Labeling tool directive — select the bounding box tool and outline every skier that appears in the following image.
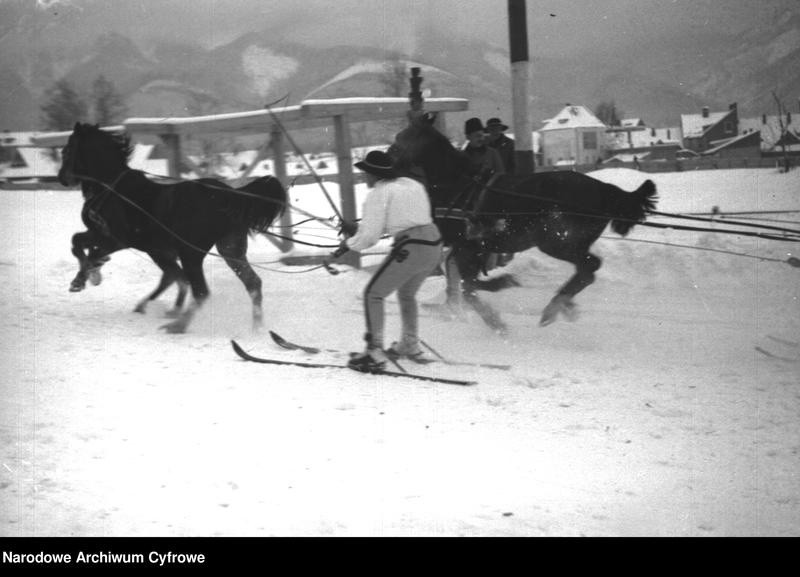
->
[331,150,443,373]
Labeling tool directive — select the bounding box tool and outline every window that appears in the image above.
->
[582,131,598,150]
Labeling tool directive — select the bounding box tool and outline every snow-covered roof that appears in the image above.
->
[739,114,800,150]
[0,147,60,178]
[607,126,682,150]
[604,152,650,163]
[620,118,645,128]
[680,110,732,138]
[540,105,606,131]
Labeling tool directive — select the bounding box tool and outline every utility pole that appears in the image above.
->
[508,0,534,174]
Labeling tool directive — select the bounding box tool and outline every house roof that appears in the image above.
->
[608,126,682,150]
[540,105,606,131]
[620,118,645,128]
[739,114,800,150]
[701,130,761,156]
[680,109,734,139]
[604,152,651,163]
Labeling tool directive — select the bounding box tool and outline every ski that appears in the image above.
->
[268,330,511,371]
[232,341,477,386]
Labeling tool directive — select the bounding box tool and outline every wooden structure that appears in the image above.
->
[33,96,469,266]
[508,0,534,174]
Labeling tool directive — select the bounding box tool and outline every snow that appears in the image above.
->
[1,167,799,537]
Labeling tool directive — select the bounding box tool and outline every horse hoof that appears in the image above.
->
[133,304,146,314]
[562,302,579,322]
[494,325,509,338]
[69,283,85,292]
[540,295,576,326]
[88,270,102,286]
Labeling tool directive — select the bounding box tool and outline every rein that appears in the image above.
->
[430,175,800,243]
[73,171,340,275]
[135,168,339,232]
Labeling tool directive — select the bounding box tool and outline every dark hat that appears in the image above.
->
[354,150,398,179]
[464,117,485,136]
[486,117,508,131]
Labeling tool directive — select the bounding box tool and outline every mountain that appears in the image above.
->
[1,4,798,145]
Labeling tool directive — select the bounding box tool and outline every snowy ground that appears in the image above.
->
[1,167,798,537]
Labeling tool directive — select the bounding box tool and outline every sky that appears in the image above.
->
[24,0,799,58]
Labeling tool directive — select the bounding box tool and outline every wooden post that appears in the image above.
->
[508,0,535,174]
[333,114,360,269]
[160,133,182,178]
[409,67,424,112]
[269,128,293,252]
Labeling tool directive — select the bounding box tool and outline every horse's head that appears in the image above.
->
[58,122,132,187]
[390,118,475,209]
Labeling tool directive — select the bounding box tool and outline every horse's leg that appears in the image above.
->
[160,253,210,334]
[443,246,463,307]
[69,231,94,291]
[133,252,188,317]
[70,231,111,291]
[453,245,508,334]
[216,231,264,332]
[170,275,190,317]
[85,248,110,286]
[539,246,602,326]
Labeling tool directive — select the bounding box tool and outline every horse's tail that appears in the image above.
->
[232,176,288,234]
[611,179,658,236]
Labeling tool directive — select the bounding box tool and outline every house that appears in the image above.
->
[739,111,800,157]
[701,130,762,158]
[681,103,739,153]
[606,117,682,160]
[539,104,606,167]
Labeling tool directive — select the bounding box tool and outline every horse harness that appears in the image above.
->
[432,172,504,241]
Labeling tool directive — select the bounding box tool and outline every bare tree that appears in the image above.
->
[595,101,623,127]
[378,57,410,139]
[772,91,793,173]
[91,75,128,126]
[40,79,88,130]
[183,92,233,176]
[380,57,409,98]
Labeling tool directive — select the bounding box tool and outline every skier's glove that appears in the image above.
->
[338,220,358,238]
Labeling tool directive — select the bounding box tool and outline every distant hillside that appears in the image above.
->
[1,5,798,146]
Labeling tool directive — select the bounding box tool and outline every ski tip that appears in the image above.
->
[268,330,290,346]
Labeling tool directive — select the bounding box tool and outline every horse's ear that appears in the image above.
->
[74,122,81,132]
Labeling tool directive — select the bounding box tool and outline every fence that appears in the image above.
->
[539,156,789,175]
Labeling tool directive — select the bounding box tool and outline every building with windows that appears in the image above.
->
[681,103,739,153]
[539,104,606,167]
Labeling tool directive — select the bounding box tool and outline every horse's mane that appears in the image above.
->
[79,123,134,163]
[393,121,473,184]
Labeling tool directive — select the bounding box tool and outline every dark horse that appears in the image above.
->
[59,122,287,333]
[390,117,658,331]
